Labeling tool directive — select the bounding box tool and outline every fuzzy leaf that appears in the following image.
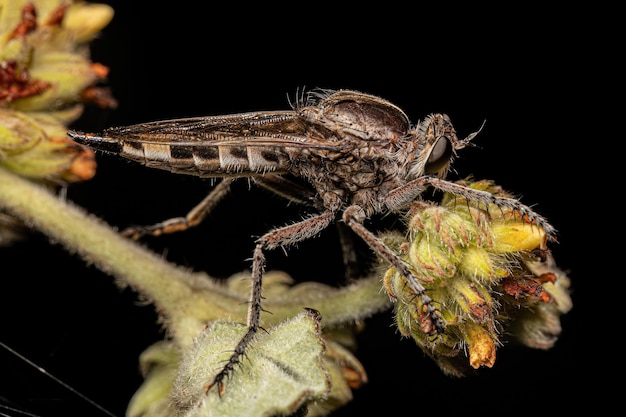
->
[171,309,329,417]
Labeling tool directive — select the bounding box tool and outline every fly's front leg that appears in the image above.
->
[121,178,234,239]
[342,206,446,335]
[385,176,556,238]
[206,209,335,395]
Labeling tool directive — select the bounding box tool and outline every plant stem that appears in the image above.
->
[0,166,391,346]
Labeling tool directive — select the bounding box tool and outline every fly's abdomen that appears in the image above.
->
[118,141,295,177]
[68,131,293,177]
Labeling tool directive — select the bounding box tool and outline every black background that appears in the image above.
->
[1,2,604,416]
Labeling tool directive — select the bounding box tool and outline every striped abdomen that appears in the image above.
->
[67,132,295,178]
[118,140,293,177]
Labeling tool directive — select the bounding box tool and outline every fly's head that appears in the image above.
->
[408,114,481,180]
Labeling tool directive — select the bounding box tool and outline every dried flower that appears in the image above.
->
[0,0,116,183]
[1,0,115,240]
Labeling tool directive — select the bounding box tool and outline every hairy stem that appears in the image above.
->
[0,167,391,346]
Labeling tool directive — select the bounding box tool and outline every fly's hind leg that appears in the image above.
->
[206,209,336,395]
[121,178,234,239]
[335,222,362,282]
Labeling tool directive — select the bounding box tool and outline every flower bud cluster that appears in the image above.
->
[382,179,572,376]
[0,0,115,182]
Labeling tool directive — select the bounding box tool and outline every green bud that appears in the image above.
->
[459,247,508,281]
[64,3,115,43]
[10,52,97,112]
[0,108,96,181]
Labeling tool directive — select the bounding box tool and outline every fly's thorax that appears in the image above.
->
[300,147,406,216]
[312,177,391,217]
[297,90,410,143]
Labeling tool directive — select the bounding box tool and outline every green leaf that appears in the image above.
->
[172,309,329,417]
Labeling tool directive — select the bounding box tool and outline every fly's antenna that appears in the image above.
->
[460,118,487,148]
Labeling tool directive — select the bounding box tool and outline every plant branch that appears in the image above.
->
[0,166,391,347]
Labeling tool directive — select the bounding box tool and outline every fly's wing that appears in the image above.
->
[68,111,343,177]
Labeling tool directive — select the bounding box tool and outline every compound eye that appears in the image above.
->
[424,137,453,174]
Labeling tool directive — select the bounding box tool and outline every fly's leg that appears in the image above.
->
[336,222,361,282]
[121,178,234,239]
[252,174,318,207]
[206,209,336,395]
[385,176,556,238]
[342,206,446,335]
[255,175,362,281]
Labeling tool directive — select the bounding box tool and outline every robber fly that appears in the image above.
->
[68,89,554,394]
